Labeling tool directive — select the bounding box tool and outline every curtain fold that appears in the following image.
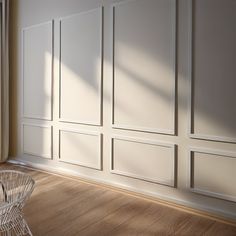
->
[0,0,9,162]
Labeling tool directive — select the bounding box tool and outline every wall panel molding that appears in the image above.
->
[22,21,54,121]
[188,0,236,143]
[59,8,103,126]
[189,147,236,202]
[111,135,177,187]
[111,0,177,135]
[59,128,102,170]
[22,123,53,159]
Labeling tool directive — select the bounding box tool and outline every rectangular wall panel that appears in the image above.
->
[59,130,102,170]
[111,136,176,187]
[112,0,176,134]
[59,8,103,125]
[23,124,52,159]
[190,148,236,202]
[23,21,53,120]
[190,0,236,142]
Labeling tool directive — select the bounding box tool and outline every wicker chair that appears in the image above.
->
[0,170,35,236]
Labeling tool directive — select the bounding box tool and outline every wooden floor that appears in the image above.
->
[1,164,236,236]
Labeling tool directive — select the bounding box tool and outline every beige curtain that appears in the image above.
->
[0,0,9,162]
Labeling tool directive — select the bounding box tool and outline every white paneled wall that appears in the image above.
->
[11,0,236,219]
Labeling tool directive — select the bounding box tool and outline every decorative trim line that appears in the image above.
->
[58,7,102,21]
[111,0,177,135]
[189,133,236,144]
[110,135,177,187]
[188,147,236,202]
[112,124,175,135]
[22,123,53,160]
[58,119,102,127]
[58,128,102,170]
[22,20,54,121]
[58,7,103,126]
[188,0,236,143]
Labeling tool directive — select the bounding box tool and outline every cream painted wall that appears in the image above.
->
[9,0,236,220]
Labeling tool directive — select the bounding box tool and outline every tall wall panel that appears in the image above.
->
[112,0,176,134]
[190,0,236,142]
[23,21,53,120]
[59,8,103,125]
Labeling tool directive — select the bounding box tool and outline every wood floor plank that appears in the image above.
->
[108,205,190,236]
[25,185,108,234]
[205,222,236,236]
[77,198,152,236]
[173,214,215,236]
[56,194,132,236]
[1,164,235,236]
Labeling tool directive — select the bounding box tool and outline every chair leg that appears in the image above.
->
[23,219,33,236]
[11,217,33,236]
[6,231,11,236]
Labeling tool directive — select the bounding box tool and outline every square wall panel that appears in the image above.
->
[190,149,236,202]
[23,124,52,159]
[111,136,176,187]
[59,130,102,170]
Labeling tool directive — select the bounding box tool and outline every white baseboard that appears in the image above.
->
[7,158,236,222]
